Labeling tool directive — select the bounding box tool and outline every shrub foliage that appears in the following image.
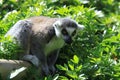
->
[0,0,120,80]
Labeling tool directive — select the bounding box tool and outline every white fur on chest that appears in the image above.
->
[44,37,64,55]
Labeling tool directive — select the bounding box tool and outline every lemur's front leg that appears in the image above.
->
[47,49,60,74]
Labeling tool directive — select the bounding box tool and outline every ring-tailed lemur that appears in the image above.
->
[5,16,84,76]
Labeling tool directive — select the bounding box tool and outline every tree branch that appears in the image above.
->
[0,59,31,80]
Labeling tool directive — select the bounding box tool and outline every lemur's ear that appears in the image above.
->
[77,24,85,30]
[53,20,62,27]
[53,20,62,37]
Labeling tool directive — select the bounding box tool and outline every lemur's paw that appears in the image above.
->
[49,66,56,75]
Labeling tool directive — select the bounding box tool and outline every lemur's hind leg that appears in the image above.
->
[5,20,39,66]
[22,55,40,67]
[5,20,32,55]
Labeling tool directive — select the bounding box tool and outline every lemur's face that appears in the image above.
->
[53,18,84,44]
[61,27,76,44]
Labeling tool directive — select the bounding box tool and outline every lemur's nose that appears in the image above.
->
[64,36,72,44]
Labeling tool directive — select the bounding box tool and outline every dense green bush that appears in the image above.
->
[0,0,120,80]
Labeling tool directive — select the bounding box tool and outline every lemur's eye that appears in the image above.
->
[72,30,76,36]
[62,29,68,35]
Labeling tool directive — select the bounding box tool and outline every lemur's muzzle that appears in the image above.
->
[64,35,72,44]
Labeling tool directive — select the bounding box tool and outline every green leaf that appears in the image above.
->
[73,55,79,64]
[75,65,82,71]
[58,76,68,80]
[64,63,68,69]
[66,71,77,79]
[53,74,59,80]
[68,61,74,70]
[56,64,67,71]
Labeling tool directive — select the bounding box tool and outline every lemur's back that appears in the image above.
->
[28,16,57,45]
[28,16,58,32]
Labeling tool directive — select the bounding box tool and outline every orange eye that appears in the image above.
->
[62,29,68,35]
